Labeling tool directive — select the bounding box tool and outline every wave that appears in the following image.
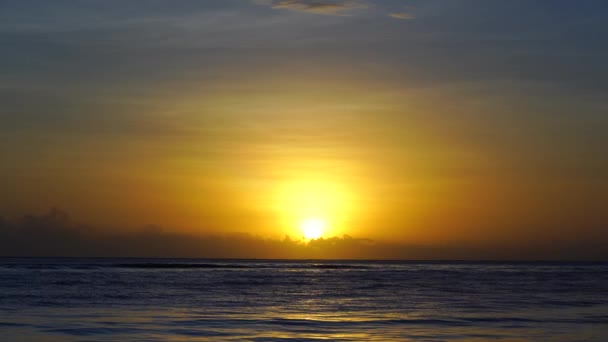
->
[114,263,253,269]
[0,262,372,270]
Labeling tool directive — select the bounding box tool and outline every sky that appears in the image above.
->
[1,0,607,259]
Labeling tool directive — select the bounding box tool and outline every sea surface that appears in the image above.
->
[0,258,607,341]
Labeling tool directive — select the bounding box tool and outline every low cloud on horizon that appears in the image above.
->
[1,209,605,261]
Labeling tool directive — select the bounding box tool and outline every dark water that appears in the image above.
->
[1,258,607,341]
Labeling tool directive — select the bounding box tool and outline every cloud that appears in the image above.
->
[1,209,607,260]
[388,12,415,20]
[0,208,392,259]
[256,1,416,20]
[256,0,368,15]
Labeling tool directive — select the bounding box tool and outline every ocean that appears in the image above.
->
[1,258,607,341]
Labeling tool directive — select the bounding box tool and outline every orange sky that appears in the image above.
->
[1,1,607,259]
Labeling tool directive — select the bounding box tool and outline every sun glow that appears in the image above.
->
[300,218,326,239]
[274,178,353,238]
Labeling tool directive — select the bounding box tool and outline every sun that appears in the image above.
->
[300,218,326,240]
[275,179,353,239]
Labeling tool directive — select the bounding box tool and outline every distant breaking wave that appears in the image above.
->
[114,263,371,269]
[0,261,372,270]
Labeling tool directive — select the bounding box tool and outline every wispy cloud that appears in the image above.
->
[388,12,415,20]
[255,0,367,15]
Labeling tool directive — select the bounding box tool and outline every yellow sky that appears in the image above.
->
[4,71,606,248]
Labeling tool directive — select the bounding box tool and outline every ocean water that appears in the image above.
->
[0,258,607,341]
